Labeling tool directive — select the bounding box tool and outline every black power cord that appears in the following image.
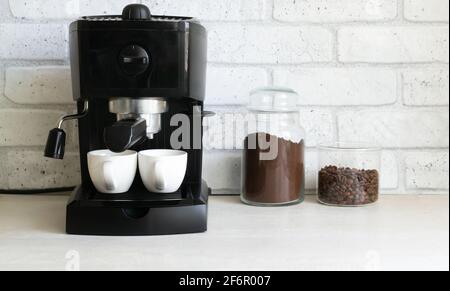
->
[0,187,75,195]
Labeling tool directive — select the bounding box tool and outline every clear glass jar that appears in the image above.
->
[241,87,306,206]
[317,142,381,207]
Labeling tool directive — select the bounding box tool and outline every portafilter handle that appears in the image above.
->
[104,118,147,153]
[44,101,89,160]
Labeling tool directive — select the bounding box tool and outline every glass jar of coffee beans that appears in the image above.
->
[317,143,381,207]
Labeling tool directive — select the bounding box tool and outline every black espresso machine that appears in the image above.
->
[44,4,210,236]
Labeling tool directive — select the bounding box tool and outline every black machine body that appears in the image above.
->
[45,4,210,236]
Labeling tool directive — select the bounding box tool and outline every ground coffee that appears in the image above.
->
[318,166,379,206]
[242,132,305,205]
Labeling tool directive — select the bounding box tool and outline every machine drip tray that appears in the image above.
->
[73,183,206,207]
[91,186,188,203]
[66,181,210,236]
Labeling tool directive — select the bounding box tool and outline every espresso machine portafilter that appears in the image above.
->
[105,97,168,152]
[43,3,210,236]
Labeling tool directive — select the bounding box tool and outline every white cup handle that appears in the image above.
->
[154,161,166,191]
[103,161,116,191]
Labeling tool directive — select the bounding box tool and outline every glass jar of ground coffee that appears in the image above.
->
[241,87,306,206]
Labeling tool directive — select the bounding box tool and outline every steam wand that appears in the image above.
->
[44,101,89,160]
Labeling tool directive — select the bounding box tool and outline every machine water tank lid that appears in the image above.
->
[80,3,193,22]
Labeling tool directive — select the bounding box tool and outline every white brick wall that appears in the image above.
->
[206,65,269,105]
[0,0,449,194]
[4,150,81,189]
[0,109,69,146]
[405,151,449,190]
[5,67,72,104]
[9,0,138,19]
[404,0,450,22]
[338,110,449,148]
[273,0,398,23]
[0,24,68,60]
[338,26,449,63]
[142,0,267,21]
[273,68,397,106]
[402,68,449,106]
[207,24,334,64]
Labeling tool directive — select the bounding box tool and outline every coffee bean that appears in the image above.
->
[318,166,379,206]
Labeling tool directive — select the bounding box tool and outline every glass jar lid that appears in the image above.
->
[248,87,299,112]
[318,142,382,152]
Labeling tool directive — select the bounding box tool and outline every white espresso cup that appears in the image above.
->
[87,150,137,194]
[138,150,188,193]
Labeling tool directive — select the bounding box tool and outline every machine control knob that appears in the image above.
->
[122,4,152,20]
[119,45,150,76]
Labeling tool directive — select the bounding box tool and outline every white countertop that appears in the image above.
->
[0,194,448,271]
